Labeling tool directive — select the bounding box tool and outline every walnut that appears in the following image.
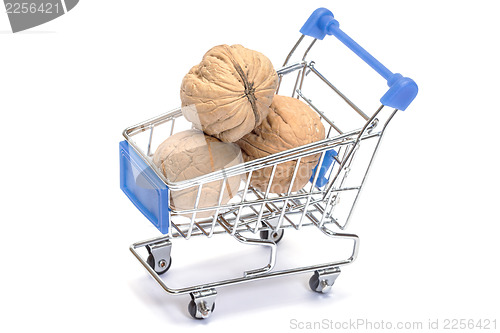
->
[237,95,325,193]
[153,130,242,217]
[180,44,278,142]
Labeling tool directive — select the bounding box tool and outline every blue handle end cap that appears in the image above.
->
[300,7,338,40]
[380,74,418,111]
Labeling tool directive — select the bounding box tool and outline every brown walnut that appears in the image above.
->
[237,95,325,193]
[180,44,278,142]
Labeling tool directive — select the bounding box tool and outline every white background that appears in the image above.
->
[1,0,499,332]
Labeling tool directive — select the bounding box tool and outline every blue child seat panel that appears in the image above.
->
[119,140,170,234]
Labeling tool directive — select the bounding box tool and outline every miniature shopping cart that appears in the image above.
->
[119,8,417,319]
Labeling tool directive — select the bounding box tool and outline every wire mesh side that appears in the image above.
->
[123,54,397,240]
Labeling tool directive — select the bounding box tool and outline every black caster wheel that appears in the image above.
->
[147,254,172,275]
[309,269,339,293]
[309,271,321,292]
[188,300,215,320]
[260,228,284,243]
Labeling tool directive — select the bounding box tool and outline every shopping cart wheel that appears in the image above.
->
[260,228,284,244]
[188,289,217,319]
[188,300,215,320]
[146,239,172,275]
[309,267,341,293]
[146,254,172,275]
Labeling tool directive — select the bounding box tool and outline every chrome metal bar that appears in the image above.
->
[295,70,305,99]
[319,188,336,228]
[232,171,253,236]
[282,207,298,230]
[299,151,326,229]
[326,193,339,221]
[291,67,303,98]
[283,35,305,67]
[302,39,317,61]
[296,89,343,134]
[194,221,208,237]
[130,234,171,248]
[255,165,277,233]
[187,184,203,239]
[146,125,154,157]
[276,157,302,230]
[171,221,187,239]
[308,64,369,120]
[277,34,305,95]
[323,105,385,201]
[341,108,398,230]
[332,144,359,214]
[318,227,359,263]
[233,232,277,277]
[169,117,176,136]
[291,56,310,98]
[277,61,308,76]
[123,108,181,138]
[217,215,232,234]
[296,39,317,98]
[208,177,227,237]
[326,125,333,139]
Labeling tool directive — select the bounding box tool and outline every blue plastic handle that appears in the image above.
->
[300,8,418,111]
[310,149,337,188]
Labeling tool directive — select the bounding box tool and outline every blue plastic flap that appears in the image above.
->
[310,149,338,188]
[119,140,169,234]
